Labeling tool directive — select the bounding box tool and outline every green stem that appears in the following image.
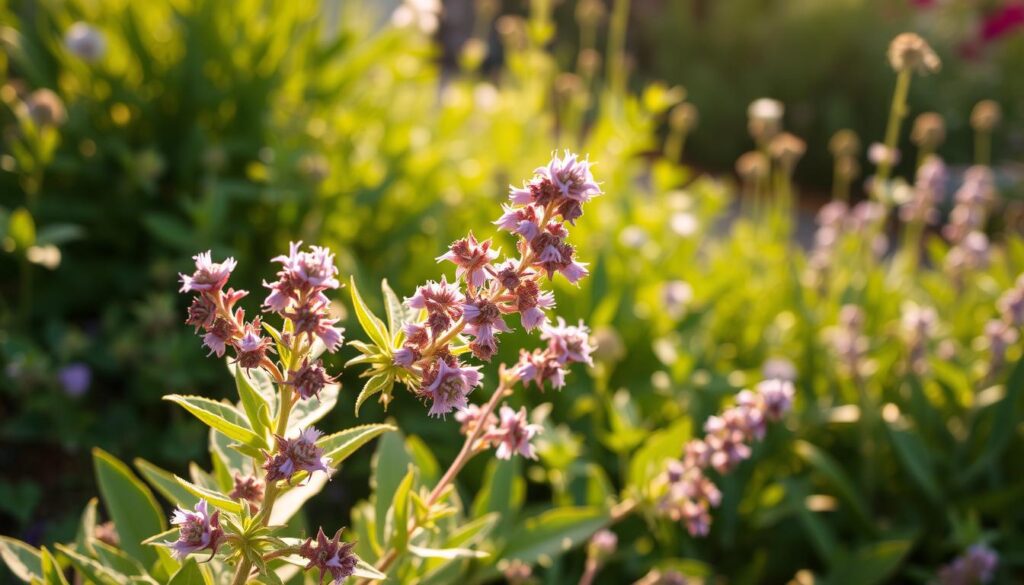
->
[606,0,630,97]
[975,129,991,167]
[875,70,912,194]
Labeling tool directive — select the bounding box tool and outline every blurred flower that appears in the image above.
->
[57,362,91,397]
[298,153,329,184]
[438,232,499,289]
[455,403,498,436]
[26,89,66,128]
[900,155,946,224]
[868,142,900,167]
[588,529,618,558]
[486,405,542,459]
[541,317,595,366]
[769,132,806,173]
[828,129,861,158]
[887,32,941,74]
[503,560,533,585]
[670,212,698,237]
[747,98,784,142]
[391,0,441,35]
[762,357,797,382]
[63,22,106,62]
[663,280,694,318]
[26,245,62,269]
[669,102,699,134]
[298,528,357,585]
[937,544,998,585]
[900,302,938,374]
[997,274,1024,327]
[911,112,946,150]
[164,500,223,560]
[619,225,649,249]
[736,151,769,183]
[229,474,264,513]
[591,326,625,364]
[971,100,1002,132]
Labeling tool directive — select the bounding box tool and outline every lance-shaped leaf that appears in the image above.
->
[289,383,340,431]
[40,547,70,585]
[92,448,166,567]
[54,544,126,585]
[135,458,200,509]
[234,365,272,437]
[167,557,212,585]
[350,276,391,349]
[164,395,267,450]
[355,373,394,417]
[408,544,490,559]
[0,536,42,582]
[498,507,609,567]
[173,476,243,514]
[389,466,416,553]
[317,424,397,465]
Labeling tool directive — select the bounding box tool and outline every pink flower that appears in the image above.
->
[164,500,224,560]
[755,379,795,421]
[463,298,510,360]
[536,150,602,204]
[455,403,498,436]
[515,349,568,390]
[541,318,594,366]
[203,315,240,357]
[494,204,542,242]
[421,360,483,417]
[515,281,555,331]
[286,359,337,400]
[298,528,358,585]
[234,319,273,369]
[262,242,340,313]
[393,347,418,367]
[179,251,236,293]
[264,428,332,483]
[283,298,345,352]
[408,276,465,336]
[487,406,542,459]
[437,232,499,288]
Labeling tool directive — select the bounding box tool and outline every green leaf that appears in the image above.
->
[164,395,267,450]
[270,472,329,525]
[372,429,411,546]
[499,507,609,566]
[963,357,1024,482]
[350,276,390,349]
[471,458,524,536]
[167,558,211,585]
[54,544,125,585]
[352,557,387,581]
[174,476,242,514]
[381,279,413,345]
[390,466,416,552]
[408,544,489,559]
[135,459,200,509]
[93,448,166,567]
[40,547,70,585]
[317,424,396,465]
[827,539,914,585]
[628,418,691,491]
[288,383,340,432]
[234,366,272,437]
[355,373,393,416]
[405,435,441,486]
[886,424,942,504]
[8,207,35,250]
[793,440,873,530]
[75,498,98,556]
[0,536,42,582]
[92,542,148,578]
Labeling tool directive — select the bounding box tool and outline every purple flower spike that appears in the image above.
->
[164,499,224,560]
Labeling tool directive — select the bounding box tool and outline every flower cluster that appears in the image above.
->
[656,380,794,536]
[456,404,543,460]
[826,304,870,379]
[393,152,600,417]
[164,500,224,560]
[297,528,358,585]
[985,274,1024,373]
[899,155,946,225]
[899,302,938,375]
[937,544,998,585]
[263,428,332,484]
[944,167,996,245]
[263,242,344,352]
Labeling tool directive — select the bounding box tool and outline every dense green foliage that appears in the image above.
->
[2,0,1024,583]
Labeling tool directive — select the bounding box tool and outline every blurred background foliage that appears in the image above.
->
[2,0,1024,582]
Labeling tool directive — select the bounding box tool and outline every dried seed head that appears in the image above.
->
[769,132,806,171]
[747,98,784,142]
[887,32,941,75]
[735,151,769,182]
[26,89,66,127]
[669,102,699,134]
[828,129,860,158]
[970,99,1002,132]
[911,112,946,149]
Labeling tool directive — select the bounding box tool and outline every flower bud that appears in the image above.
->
[887,32,940,75]
[910,112,945,149]
[970,99,1002,132]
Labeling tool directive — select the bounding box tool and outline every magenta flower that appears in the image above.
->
[421,359,483,417]
[264,428,332,484]
[262,242,341,314]
[487,406,542,460]
[536,150,602,204]
[298,527,358,585]
[164,500,224,560]
[286,359,337,400]
[408,276,465,335]
[203,316,240,357]
[437,232,499,288]
[541,318,594,366]
[179,251,237,293]
[455,403,498,436]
